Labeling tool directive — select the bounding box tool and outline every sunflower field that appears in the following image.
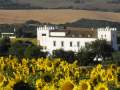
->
[0,56,120,90]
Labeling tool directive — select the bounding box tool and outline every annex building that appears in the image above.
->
[37,25,118,54]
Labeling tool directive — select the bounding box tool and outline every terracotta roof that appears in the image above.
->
[50,27,97,38]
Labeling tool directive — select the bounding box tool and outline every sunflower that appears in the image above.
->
[117,67,120,73]
[90,68,98,79]
[115,73,120,88]
[79,80,91,90]
[106,70,115,82]
[36,79,44,89]
[59,77,74,90]
[94,83,108,90]
[4,79,16,90]
[49,84,56,90]
[100,69,107,81]
[62,81,74,90]
[96,64,103,72]
[110,64,117,71]
[0,74,5,87]
[8,78,16,87]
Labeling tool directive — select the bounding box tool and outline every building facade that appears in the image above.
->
[1,28,16,39]
[37,25,118,54]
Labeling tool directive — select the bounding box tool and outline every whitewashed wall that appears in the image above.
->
[47,37,96,53]
[37,26,118,53]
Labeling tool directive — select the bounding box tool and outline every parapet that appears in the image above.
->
[37,25,58,31]
[97,26,117,31]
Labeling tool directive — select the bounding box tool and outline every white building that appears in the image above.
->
[1,28,16,39]
[37,25,118,54]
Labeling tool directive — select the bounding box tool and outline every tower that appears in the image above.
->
[97,26,118,50]
[37,25,56,51]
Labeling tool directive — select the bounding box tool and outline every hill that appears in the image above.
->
[65,19,120,29]
[0,10,120,24]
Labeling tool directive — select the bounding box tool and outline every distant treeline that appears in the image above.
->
[64,19,120,29]
[0,20,40,38]
[0,19,120,38]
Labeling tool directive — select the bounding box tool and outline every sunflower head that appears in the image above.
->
[99,69,106,81]
[95,83,108,90]
[0,74,5,87]
[117,67,120,73]
[79,80,91,90]
[36,79,43,89]
[107,72,115,82]
[62,81,74,90]
[110,64,117,71]
[96,64,103,72]
[47,61,52,67]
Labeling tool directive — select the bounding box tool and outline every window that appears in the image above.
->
[101,35,103,38]
[61,41,64,47]
[105,34,106,37]
[42,34,46,36]
[77,42,80,47]
[53,41,56,46]
[70,41,72,47]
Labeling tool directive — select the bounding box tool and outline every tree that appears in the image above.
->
[24,45,46,59]
[9,40,26,59]
[52,49,75,63]
[76,39,113,66]
[25,20,40,25]
[0,37,10,56]
[9,40,47,59]
[64,51,76,63]
[52,49,65,59]
[90,39,113,60]
[76,47,95,66]
[15,27,24,37]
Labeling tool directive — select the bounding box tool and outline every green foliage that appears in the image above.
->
[76,47,95,66]
[11,38,37,45]
[9,40,27,59]
[9,40,47,59]
[24,45,43,59]
[0,24,15,33]
[52,49,76,63]
[0,37,10,56]
[89,39,113,59]
[77,39,113,65]
[0,38,46,59]
[112,52,120,65]
[16,24,36,38]
[52,39,113,65]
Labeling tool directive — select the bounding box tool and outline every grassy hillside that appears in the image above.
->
[0,10,120,24]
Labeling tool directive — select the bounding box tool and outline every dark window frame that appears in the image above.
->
[53,41,56,47]
[77,41,80,47]
[70,41,72,47]
[61,41,64,47]
[42,34,46,36]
